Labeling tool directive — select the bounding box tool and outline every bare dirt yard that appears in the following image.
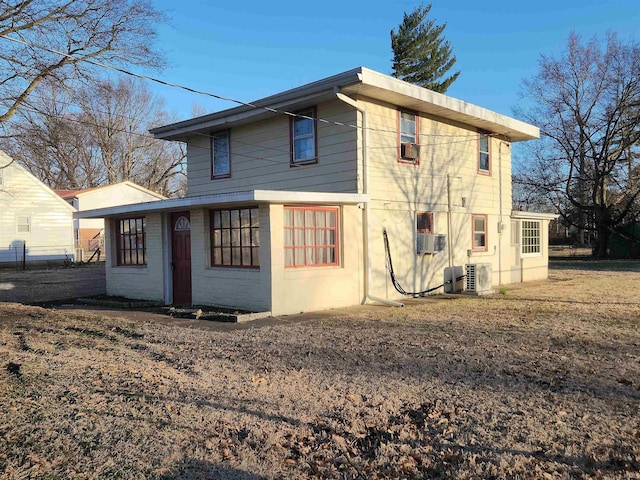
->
[1,261,639,479]
[0,263,105,304]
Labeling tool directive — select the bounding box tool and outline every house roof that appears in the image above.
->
[74,190,370,219]
[54,181,166,200]
[150,67,539,143]
[0,150,77,213]
[54,185,106,199]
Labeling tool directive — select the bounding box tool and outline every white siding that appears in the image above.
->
[0,154,75,264]
[77,182,165,231]
[358,97,516,298]
[186,99,359,196]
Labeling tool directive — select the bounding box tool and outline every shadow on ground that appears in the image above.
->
[549,258,640,272]
[156,458,267,480]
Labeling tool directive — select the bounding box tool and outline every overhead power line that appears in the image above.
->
[0,34,506,140]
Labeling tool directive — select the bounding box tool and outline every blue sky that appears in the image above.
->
[150,0,639,122]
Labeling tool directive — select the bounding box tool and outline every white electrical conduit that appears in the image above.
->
[335,90,404,307]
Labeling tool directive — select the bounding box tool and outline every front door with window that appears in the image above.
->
[171,212,191,305]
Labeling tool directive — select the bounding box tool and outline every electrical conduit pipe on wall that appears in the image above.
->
[335,90,403,307]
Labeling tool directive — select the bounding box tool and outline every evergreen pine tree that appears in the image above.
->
[390,4,460,93]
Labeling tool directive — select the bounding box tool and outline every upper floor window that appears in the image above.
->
[116,217,146,266]
[521,220,541,256]
[416,212,433,233]
[290,107,317,166]
[210,207,260,268]
[399,110,419,163]
[284,206,339,267]
[479,133,491,173]
[0,168,4,187]
[211,131,230,178]
[472,214,487,251]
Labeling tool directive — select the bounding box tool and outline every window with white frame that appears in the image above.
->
[284,206,339,267]
[16,216,30,234]
[472,214,487,251]
[479,133,490,173]
[0,168,4,187]
[400,111,417,143]
[399,110,419,162]
[521,220,541,256]
[510,220,519,246]
[290,108,317,165]
[211,131,230,178]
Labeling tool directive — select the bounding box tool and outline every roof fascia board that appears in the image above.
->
[151,68,363,140]
[75,190,370,219]
[511,211,559,220]
[355,68,539,142]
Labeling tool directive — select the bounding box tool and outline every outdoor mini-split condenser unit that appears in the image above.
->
[417,233,446,255]
[465,263,494,294]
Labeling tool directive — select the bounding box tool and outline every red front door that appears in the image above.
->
[171,212,191,305]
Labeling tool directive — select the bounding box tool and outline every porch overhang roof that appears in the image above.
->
[74,190,370,219]
[511,210,559,220]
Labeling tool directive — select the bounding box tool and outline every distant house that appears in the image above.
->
[77,67,557,315]
[55,182,165,261]
[0,151,75,266]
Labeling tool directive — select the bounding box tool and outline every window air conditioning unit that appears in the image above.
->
[465,263,494,294]
[417,233,446,255]
[401,142,419,160]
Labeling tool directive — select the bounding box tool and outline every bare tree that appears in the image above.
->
[0,0,165,124]
[4,77,186,197]
[516,33,640,257]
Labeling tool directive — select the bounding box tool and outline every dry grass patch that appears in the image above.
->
[1,263,640,479]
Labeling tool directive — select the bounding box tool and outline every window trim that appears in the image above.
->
[16,215,30,234]
[210,130,231,179]
[0,167,4,188]
[209,206,260,269]
[290,106,318,166]
[397,109,420,164]
[284,206,340,268]
[115,216,146,266]
[471,214,488,252]
[416,212,433,233]
[520,220,542,257]
[478,133,491,174]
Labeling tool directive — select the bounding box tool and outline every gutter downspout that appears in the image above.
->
[446,174,455,292]
[498,141,503,286]
[498,141,510,287]
[335,90,404,307]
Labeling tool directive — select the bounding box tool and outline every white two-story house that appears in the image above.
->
[76,67,555,315]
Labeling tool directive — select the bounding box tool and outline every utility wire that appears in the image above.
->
[0,34,510,140]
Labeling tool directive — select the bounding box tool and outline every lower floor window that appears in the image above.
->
[521,220,541,256]
[284,206,339,267]
[116,217,146,265]
[210,207,260,267]
[472,214,487,251]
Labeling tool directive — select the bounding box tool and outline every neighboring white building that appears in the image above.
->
[0,151,76,265]
[55,182,166,261]
[77,67,556,315]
